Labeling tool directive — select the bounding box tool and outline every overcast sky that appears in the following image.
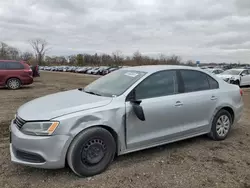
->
[1,0,250,63]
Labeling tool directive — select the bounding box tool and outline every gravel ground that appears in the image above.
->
[0,71,250,188]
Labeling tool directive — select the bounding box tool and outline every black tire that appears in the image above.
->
[6,78,21,90]
[67,127,116,177]
[209,109,232,141]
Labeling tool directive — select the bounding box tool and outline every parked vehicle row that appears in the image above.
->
[39,66,128,76]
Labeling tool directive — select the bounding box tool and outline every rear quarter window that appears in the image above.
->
[180,70,210,92]
[0,62,6,70]
[180,70,219,92]
[207,75,219,89]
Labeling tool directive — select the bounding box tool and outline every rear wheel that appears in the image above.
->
[6,78,21,90]
[67,127,116,177]
[209,109,232,141]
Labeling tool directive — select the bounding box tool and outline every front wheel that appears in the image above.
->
[67,127,116,177]
[209,110,232,141]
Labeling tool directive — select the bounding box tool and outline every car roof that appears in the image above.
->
[0,60,21,62]
[121,65,202,74]
[227,68,245,71]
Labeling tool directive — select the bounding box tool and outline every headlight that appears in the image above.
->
[21,121,59,136]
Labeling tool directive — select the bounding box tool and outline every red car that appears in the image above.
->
[0,60,33,89]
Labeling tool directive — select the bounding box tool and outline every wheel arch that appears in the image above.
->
[220,106,235,123]
[65,125,120,167]
[6,77,22,85]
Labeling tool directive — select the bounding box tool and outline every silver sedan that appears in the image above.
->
[10,65,244,177]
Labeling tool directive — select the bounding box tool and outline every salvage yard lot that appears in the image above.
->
[0,71,250,188]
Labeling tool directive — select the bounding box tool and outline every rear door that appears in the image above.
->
[175,70,220,134]
[0,62,7,85]
[5,62,25,78]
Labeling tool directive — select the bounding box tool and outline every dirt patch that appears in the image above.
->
[0,71,250,188]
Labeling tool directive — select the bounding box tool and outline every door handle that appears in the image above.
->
[175,101,183,107]
[211,96,217,100]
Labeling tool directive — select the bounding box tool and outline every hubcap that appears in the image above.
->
[9,80,19,89]
[81,139,106,165]
[216,115,230,137]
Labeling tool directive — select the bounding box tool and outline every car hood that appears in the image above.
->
[217,74,232,79]
[17,89,113,121]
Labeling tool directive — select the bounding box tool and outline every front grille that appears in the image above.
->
[14,116,26,129]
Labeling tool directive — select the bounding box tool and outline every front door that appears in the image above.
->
[240,70,250,86]
[125,70,184,150]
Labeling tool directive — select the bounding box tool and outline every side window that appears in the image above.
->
[6,62,24,70]
[213,70,219,74]
[207,76,219,89]
[135,70,178,99]
[242,70,249,75]
[180,70,210,92]
[0,63,6,70]
[218,70,224,74]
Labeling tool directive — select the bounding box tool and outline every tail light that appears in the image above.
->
[240,88,243,96]
[24,69,33,76]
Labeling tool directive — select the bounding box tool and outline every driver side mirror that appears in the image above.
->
[241,73,247,76]
[127,90,145,121]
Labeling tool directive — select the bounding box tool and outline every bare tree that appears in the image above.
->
[21,52,34,61]
[112,50,123,66]
[133,50,143,65]
[0,42,10,59]
[159,54,168,64]
[186,60,194,66]
[166,55,181,65]
[29,38,49,65]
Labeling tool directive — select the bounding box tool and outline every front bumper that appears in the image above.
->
[222,78,238,85]
[10,120,72,169]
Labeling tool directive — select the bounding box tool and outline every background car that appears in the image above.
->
[0,60,33,89]
[205,68,224,74]
[217,68,250,86]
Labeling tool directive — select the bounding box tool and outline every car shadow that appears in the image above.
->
[112,135,209,166]
[0,86,34,90]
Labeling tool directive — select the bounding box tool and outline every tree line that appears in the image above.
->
[2,38,245,67]
[0,39,191,67]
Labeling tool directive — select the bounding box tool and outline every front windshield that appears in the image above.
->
[84,69,146,97]
[206,69,213,72]
[221,69,241,75]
